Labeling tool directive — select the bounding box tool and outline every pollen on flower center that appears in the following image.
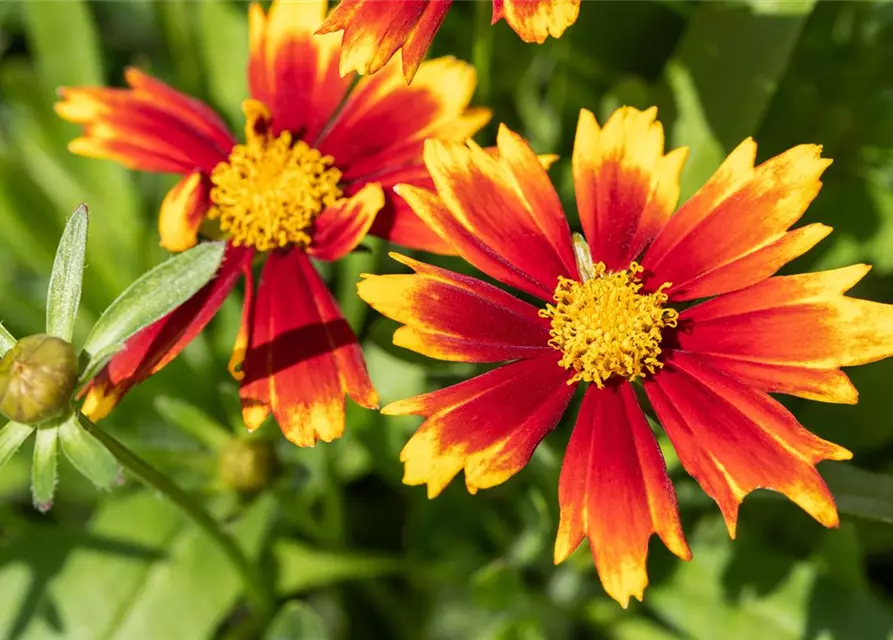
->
[539,262,678,387]
[208,100,343,252]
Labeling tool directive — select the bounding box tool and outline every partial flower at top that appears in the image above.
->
[54,0,489,447]
[317,0,581,83]
[357,106,893,606]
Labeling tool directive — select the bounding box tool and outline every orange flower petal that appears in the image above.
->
[358,167,453,254]
[56,68,233,174]
[239,250,376,446]
[664,223,832,301]
[253,0,351,141]
[316,0,451,83]
[309,183,385,262]
[358,252,553,362]
[677,265,893,403]
[643,141,832,300]
[81,245,253,421]
[573,107,687,271]
[387,354,575,497]
[555,383,689,608]
[501,0,580,43]
[397,136,576,301]
[645,351,850,537]
[158,172,211,252]
[321,56,488,182]
[496,124,576,273]
[228,260,255,383]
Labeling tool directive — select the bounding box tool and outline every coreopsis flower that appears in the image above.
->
[318,0,581,83]
[358,106,893,605]
[54,0,488,446]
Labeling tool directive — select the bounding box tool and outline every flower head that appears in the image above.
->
[317,0,581,83]
[357,106,893,606]
[55,0,489,447]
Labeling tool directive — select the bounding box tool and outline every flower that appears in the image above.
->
[317,0,581,83]
[357,106,893,606]
[54,0,489,446]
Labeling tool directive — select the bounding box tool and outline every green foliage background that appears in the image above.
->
[2,1,893,638]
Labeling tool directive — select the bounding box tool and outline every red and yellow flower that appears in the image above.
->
[54,0,489,446]
[358,106,893,605]
[318,0,580,83]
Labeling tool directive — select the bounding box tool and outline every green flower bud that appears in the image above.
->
[219,439,278,493]
[0,334,78,424]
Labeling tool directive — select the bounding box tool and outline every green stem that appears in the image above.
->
[472,0,493,105]
[78,413,274,624]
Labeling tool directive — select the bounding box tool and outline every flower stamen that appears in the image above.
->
[540,262,677,386]
[208,100,343,252]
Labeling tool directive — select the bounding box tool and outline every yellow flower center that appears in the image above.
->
[208,100,343,252]
[539,262,678,387]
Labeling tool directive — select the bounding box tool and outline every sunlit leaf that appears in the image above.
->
[31,423,59,512]
[0,421,33,473]
[58,412,121,490]
[46,204,87,342]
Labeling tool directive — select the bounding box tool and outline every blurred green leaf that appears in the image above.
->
[273,540,403,596]
[195,0,248,126]
[0,491,275,639]
[265,601,330,640]
[823,463,893,525]
[153,395,232,452]
[31,424,59,512]
[0,421,33,473]
[46,204,87,342]
[58,413,121,491]
[661,1,815,198]
[647,517,893,639]
[21,0,103,88]
[80,241,226,383]
[0,323,15,356]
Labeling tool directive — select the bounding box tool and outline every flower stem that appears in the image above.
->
[78,413,274,624]
[473,0,493,105]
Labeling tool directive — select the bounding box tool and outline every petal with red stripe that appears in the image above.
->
[358,252,553,362]
[386,354,575,496]
[555,383,689,608]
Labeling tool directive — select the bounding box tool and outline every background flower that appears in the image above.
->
[55,0,488,447]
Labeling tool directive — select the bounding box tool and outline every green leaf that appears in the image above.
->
[265,601,330,640]
[195,0,248,125]
[0,421,34,472]
[46,204,88,342]
[21,0,104,89]
[153,396,231,451]
[647,517,893,639]
[58,413,121,490]
[31,424,59,512]
[80,241,226,381]
[660,1,815,199]
[822,463,893,525]
[274,540,403,596]
[0,491,276,639]
[0,324,15,357]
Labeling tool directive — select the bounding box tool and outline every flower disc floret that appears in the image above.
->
[208,100,343,252]
[540,262,677,386]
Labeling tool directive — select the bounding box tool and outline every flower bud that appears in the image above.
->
[219,439,278,493]
[0,334,78,424]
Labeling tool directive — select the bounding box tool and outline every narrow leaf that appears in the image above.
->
[46,204,88,342]
[81,241,225,369]
[59,412,122,490]
[153,396,231,451]
[273,540,403,595]
[0,421,34,472]
[823,463,893,524]
[31,424,59,512]
[265,602,330,640]
[0,324,15,358]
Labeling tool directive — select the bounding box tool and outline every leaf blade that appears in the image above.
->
[59,412,122,490]
[31,423,59,512]
[46,204,88,342]
[0,421,34,472]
